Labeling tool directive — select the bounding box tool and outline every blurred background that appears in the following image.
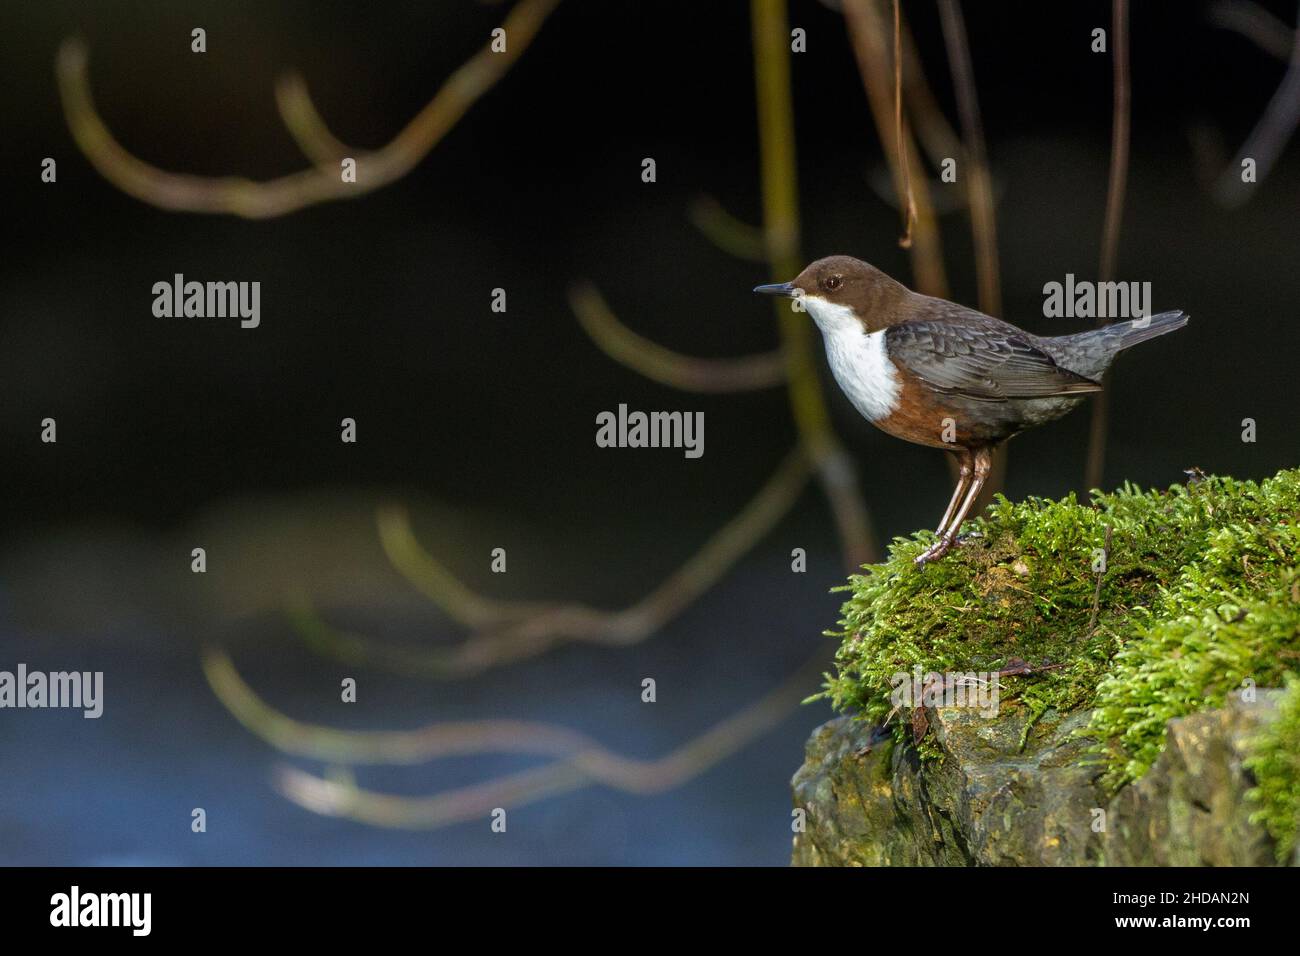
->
[0,0,1296,864]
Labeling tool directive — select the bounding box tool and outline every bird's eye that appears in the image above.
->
[824,274,843,291]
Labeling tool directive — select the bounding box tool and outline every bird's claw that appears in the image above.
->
[914,534,956,567]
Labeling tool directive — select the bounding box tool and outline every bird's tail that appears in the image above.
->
[1094,309,1189,351]
[1046,310,1188,381]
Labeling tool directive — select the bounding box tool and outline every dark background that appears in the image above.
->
[0,0,1295,864]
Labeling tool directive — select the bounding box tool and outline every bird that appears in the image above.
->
[754,255,1188,566]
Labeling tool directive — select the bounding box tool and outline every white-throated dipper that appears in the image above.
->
[755,255,1188,565]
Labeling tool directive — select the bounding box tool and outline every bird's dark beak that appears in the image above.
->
[752,281,796,297]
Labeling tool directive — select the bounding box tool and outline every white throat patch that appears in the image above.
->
[801,294,901,422]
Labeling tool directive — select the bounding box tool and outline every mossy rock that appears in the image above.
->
[797,467,1300,866]
[792,706,1101,865]
[793,693,1282,866]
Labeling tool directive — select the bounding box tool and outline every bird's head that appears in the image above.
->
[753,255,905,333]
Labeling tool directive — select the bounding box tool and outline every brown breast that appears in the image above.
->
[872,373,996,450]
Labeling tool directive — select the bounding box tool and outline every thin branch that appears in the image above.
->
[1211,1,1300,207]
[276,761,588,829]
[937,0,1001,317]
[203,644,827,829]
[842,0,948,297]
[899,20,965,166]
[688,195,769,262]
[1099,0,1132,285]
[1087,524,1114,633]
[56,0,561,218]
[936,0,1006,502]
[274,72,355,168]
[569,282,787,392]
[752,0,801,271]
[203,645,593,764]
[754,0,881,567]
[865,165,969,214]
[843,0,958,490]
[1085,0,1131,494]
[867,19,969,215]
[288,446,814,677]
[372,506,554,630]
[1210,0,1294,60]
[892,0,917,247]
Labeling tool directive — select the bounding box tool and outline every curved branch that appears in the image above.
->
[289,446,814,677]
[274,72,355,168]
[1211,2,1300,208]
[204,645,597,764]
[373,508,553,630]
[56,0,561,218]
[276,761,589,829]
[197,645,827,828]
[569,282,787,393]
[688,194,768,262]
[1210,0,1294,60]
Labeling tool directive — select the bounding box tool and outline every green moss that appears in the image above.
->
[1246,676,1300,863]
[818,467,1300,781]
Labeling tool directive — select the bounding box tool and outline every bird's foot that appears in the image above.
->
[914,533,956,567]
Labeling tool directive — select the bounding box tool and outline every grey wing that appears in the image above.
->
[885,319,1103,402]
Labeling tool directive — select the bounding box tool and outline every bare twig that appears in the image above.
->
[1088,524,1114,632]
[203,645,592,764]
[842,0,948,297]
[688,195,769,262]
[203,644,827,829]
[866,16,970,215]
[844,0,958,490]
[56,0,561,218]
[569,282,786,392]
[273,73,357,168]
[1211,2,1300,207]
[1210,0,1294,60]
[1084,0,1131,494]
[1098,0,1132,285]
[288,446,814,677]
[936,0,1001,317]
[276,761,589,829]
[936,0,1006,502]
[892,0,917,247]
[755,0,881,568]
[899,18,965,166]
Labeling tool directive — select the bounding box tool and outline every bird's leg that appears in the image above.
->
[951,446,993,544]
[916,447,991,566]
[934,449,974,538]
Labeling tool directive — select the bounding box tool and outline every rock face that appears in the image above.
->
[791,693,1282,866]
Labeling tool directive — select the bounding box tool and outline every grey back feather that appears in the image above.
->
[885,294,1187,400]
